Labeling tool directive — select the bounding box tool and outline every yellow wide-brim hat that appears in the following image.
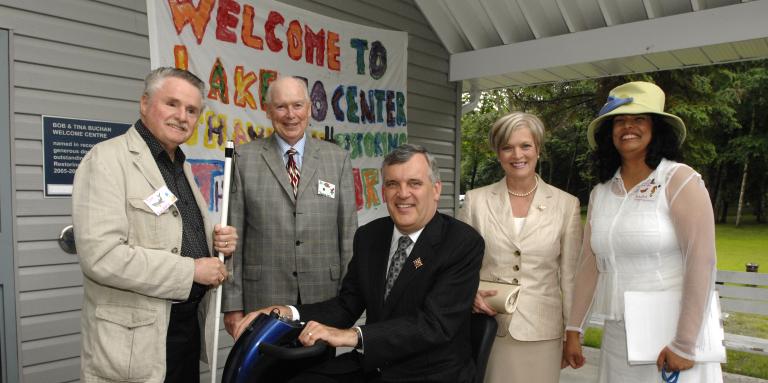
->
[587,81,686,149]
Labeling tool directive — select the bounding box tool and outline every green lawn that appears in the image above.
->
[581,218,768,379]
[717,219,768,379]
[715,221,768,272]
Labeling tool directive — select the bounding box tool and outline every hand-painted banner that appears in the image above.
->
[147,0,407,225]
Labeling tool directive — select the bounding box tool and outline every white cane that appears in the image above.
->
[210,140,235,383]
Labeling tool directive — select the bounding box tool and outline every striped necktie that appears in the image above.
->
[286,148,300,198]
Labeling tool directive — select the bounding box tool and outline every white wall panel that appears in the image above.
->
[15,216,73,242]
[93,0,145,13]
[15,62,143,101]
[18,264,82,292]
[13,138,40,166]
[20,310,80,342]
[0,0,147,34]
[17,241,78,268]
[15,35,149,79]
[13,113,42,140]
[409,65,449,85]
[409,94,455,114]
[0,6,147,56]
[409,50,449,72]
[407,124,455,142]
[22,357,80,383]
[12,164,40,191]
[16,191,72,217]
[21,334,80,366]
[408,79,456,102]
[18,287,83,317]
[14,88,138,122]
[408,108,455,130]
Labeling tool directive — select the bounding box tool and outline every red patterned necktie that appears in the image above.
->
[286,148,300,198]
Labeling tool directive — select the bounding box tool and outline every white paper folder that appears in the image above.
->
[624,290,726,364]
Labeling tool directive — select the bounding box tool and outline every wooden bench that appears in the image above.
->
[585,270,768,356]
[716,270,768,356]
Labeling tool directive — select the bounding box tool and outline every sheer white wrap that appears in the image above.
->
[567,159,718,360]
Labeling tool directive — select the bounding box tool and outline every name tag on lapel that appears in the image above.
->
[144,185,177,216]
[318,179,336,198]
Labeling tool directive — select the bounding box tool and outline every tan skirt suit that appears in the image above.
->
[459,177,582,383]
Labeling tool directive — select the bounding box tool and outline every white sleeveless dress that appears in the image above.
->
[589,159,723,383]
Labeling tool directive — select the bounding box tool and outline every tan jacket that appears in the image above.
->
[72,127,215,382]
[458,177,582,341]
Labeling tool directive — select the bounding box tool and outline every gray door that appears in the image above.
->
[0,27,19,383]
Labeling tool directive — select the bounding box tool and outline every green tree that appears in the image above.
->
[727,66,768,224]
[459,59,768,223]
[460,90,509,193]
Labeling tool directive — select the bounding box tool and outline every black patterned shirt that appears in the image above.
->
[135,120,209,301]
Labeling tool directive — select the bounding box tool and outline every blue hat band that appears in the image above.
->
[598,95,633,117]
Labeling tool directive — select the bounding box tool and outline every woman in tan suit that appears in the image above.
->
[459,111,582,383]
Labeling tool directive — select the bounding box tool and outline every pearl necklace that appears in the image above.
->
[507,177,539,197]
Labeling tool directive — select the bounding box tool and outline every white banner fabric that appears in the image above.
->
[147,0,408,225]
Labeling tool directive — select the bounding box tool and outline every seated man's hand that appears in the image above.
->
[212,224,238,257]
[233,306,291,340]
[224,311,244,337]
[300,321,357,348]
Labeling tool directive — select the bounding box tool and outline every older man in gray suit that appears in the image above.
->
[222,76,357,335]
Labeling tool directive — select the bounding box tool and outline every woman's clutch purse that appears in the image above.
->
[478,280,521,314]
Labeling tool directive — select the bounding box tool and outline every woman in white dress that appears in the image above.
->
[563,81,722,382]
[460,112,581,383]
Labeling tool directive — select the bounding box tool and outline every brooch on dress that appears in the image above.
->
[634,178,662,200]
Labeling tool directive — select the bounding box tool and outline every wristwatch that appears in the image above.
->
[353,326,363,350]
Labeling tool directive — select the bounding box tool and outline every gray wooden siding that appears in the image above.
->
[0,1,148,380]
[0,0,459,381]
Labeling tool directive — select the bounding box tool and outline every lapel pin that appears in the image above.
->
[413,257,424,269]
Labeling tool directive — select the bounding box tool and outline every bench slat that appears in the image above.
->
[720,298,768,316]
[717,284,768,301]
[717,270,768,286]
[580,271,768,356]
[724,333,768,355]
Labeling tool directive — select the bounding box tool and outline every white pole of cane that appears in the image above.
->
[211,140,235,383]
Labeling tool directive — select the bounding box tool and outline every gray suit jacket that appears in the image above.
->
[72,126,216,382]
[222,135,357,312]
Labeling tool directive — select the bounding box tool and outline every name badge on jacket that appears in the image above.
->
[318,180,336,198]
[144,185,177,215]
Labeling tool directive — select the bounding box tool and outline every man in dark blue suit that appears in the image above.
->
[235,144,484,383]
